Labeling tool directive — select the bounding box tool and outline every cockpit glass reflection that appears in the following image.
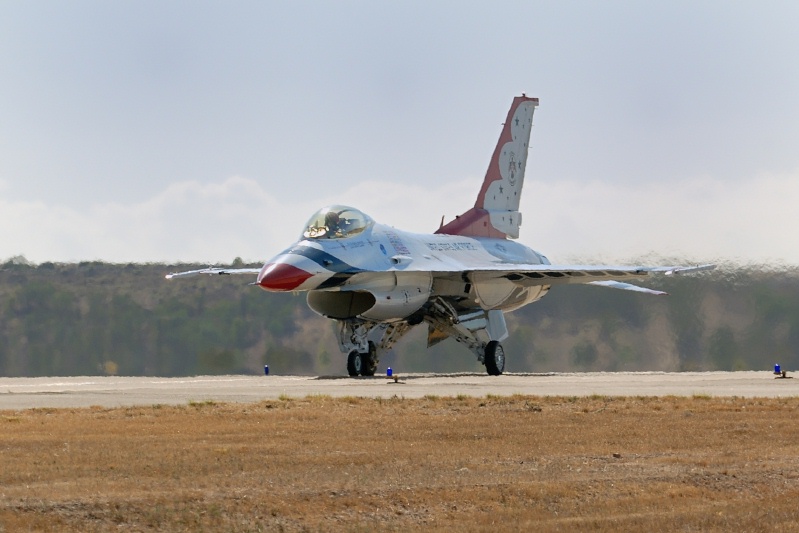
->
[302,205,374,240]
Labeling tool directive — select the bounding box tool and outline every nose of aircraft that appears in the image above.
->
[257,262,314,291]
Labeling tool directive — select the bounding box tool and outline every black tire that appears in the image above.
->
[360,342,378,377]
[347,350,363,376]
[485,341,505,376]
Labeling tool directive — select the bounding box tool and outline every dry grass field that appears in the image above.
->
[2,395,799,532]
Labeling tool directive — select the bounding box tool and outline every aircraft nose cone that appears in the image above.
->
[258,262,313,291]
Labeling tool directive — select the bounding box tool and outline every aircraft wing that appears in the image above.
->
[165,267,262,280]
[462,263,715,294]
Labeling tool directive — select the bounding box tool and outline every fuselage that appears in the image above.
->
[257,209,551,322]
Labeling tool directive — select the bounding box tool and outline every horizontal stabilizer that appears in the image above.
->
[588,280,667,295]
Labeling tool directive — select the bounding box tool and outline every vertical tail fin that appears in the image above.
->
[436,95,538,239]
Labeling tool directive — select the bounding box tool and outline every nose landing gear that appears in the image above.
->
[347,341,378,377]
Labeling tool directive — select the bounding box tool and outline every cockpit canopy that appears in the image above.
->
[302,205,374,240]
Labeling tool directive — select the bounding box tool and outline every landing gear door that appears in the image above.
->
[486,310,508,342]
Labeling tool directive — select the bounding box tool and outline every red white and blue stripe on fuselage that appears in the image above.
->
[258,244,366,291]
[257,221,548,293]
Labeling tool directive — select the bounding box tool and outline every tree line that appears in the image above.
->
[1,259,797,376]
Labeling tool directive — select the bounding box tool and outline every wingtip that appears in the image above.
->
[665,264,717,276]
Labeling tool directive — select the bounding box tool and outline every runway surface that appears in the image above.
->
[1,371,797,409]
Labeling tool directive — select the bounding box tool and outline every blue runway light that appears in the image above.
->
[264,365,270,375]
[386,367,392,377]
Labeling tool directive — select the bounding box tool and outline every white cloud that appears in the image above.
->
[524,171,799,267]
[0,175,475,264]
[1,172,798,266]
[1,177,277,264]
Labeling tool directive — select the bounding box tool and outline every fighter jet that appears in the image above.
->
[167,95,713,376]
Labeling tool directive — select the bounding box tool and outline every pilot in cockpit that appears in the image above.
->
[324,211,341,237]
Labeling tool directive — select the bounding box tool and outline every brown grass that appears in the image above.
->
[2,395,799,532]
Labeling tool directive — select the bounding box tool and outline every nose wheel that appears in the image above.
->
[347,342,378,377]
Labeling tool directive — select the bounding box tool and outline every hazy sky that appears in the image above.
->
[2,1,798,266]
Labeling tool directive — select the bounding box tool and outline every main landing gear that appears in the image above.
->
[484,340,505,376]
[424,299,508,376]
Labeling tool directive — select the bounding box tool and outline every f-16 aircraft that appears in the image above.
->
[167,95,713,376]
